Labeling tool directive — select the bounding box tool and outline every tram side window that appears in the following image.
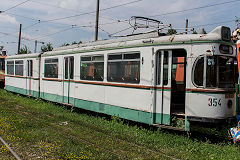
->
[65,57,74,79]
[107,52,140,84]
[44,58,58,78]
[81,55,104,81]
[7,61,14,75]
[163,52,168,85]
[27,60,33,77]
[15,60,24,76]
[157,53,161,85]
[193,57,204,87]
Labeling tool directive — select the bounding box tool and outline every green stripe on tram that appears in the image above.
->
[5,85,171,126]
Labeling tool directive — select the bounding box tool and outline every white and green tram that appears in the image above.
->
[5,26,238,131]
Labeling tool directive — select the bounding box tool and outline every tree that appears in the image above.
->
[60,41,82,47]
[192,31,197,34]
[41,43,53,53]
[167,29,177,35]
[0,46,3,51]
[18,45,31,54]
[71,41,77,45]
[60,43,70,47]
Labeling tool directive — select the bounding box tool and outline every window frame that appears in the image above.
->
[6,60,14,75]
[27,60,33,77]
[192,55,204,88]
[15,60,24,76]
[64,56,74,80]
[107,51,140,84]
[80,55,104,81]
[44,58,59,78]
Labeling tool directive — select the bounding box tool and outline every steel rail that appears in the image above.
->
[0,135,22,160]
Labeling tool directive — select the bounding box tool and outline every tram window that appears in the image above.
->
[205,56,236,88]
[218,57,236,88]
[163,52,168,85]
[157,53,161,85]
[44,58,58,78]
[107,52,140,84]
[15,60,23,76]
[7,61,14,75]
[108,54,122,60]
[65,57,74,79]
[81,55,104,81]
[27,60,33,77]
[193,57,204,87]
[206,57,217,88]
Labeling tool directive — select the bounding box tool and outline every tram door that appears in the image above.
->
[171,50,186,116]
[63,56,74,104]
[155,49,186,125]
[26,60,33,96]
[156,50,172,125]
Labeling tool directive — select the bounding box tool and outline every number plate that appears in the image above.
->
[225,94,234,98]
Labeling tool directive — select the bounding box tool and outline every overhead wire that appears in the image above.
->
[0,0,141,41]
[190,19,235,28]
[2,0,237,44]
[149,0,240,18]
[41,0,144,22]
[2,0,31,12]
[35,25,77,40]
[29,0,118,22]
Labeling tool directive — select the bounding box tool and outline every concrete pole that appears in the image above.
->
[185,19,188,34]
[17,24,22,54]
[95,0,100,41]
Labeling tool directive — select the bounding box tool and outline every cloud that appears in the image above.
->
[0,14,18,24]
[59,0,95,11]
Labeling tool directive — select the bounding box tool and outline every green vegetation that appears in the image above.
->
[0,89,239,159]
[41,43,53,53]
[18,45,31,54]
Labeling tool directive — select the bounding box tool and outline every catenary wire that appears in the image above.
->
[149,0,240,18]
[3,0,31,12]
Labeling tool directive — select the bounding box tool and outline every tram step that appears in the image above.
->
[153,124,185,131]
[62,103,74,107]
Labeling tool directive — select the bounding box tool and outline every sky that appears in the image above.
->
[0,0,239,55]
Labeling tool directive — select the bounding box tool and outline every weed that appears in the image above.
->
[0,89,239,159]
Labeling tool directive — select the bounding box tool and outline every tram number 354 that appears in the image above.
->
[208,98,221,107]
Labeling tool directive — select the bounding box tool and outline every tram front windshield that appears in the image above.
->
[206,56,237,88]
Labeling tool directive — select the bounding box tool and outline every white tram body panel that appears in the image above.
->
[5,26,237,130]
[5,53,40,97]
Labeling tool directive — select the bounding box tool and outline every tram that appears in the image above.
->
[4,26,238,131]
[0,54,6,86]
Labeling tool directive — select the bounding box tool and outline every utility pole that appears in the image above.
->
[185,19,188,34]
[34,40,37,53]
[17,24,22,54]
[95,0,100,41]
[34,40,44,53]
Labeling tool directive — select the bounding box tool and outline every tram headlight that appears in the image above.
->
[227,100,233,109]
[219,44,233,54]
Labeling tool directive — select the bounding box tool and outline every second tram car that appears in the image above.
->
[0,55,6,86]
[4,26,238,131]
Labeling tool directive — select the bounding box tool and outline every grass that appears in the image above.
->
[0,88,240,159]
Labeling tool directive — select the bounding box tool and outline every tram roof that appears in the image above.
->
[41,26,232,57]
[6,52,41,60]
[5,26,233,59]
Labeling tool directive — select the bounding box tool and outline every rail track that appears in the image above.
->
[0,135,22,160]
